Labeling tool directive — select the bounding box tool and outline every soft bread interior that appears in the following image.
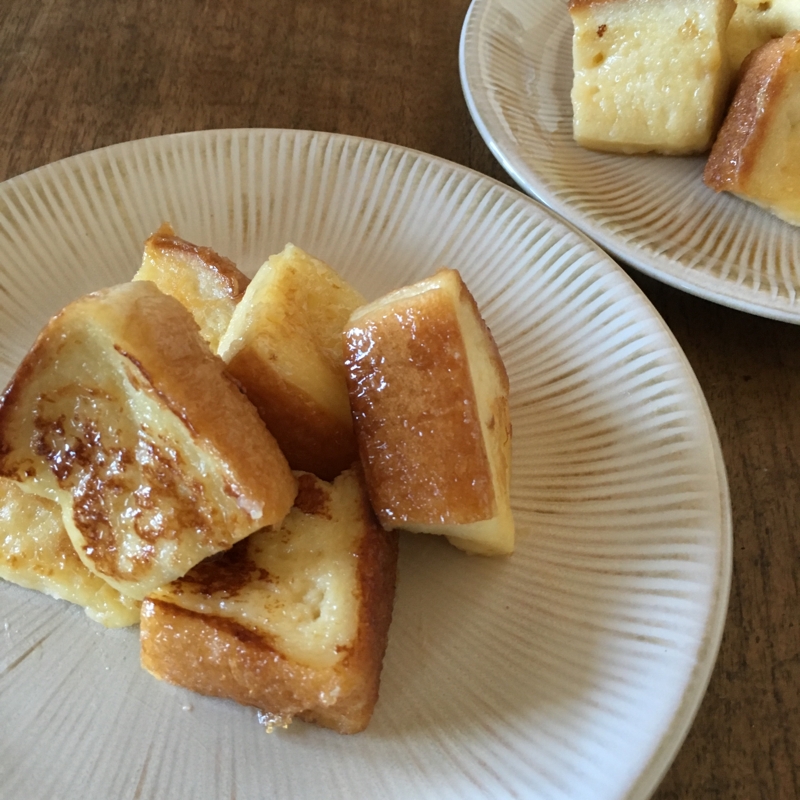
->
[218,244,365,478]
[148,472,365,668]
[727,0,800,71]
[570,0,735,154]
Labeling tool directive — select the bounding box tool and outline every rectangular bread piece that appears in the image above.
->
[218,244,365,480]
[133,223,251,353]
[704,31,800,226]
[0,477,139,627]
[0,281,297,599]
[570,0,736,154]
[140,467,399,734]
[344,268,514,556]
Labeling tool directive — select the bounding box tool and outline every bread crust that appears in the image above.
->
[704,32,800,190]
[145,223,251,302]
[227,345,358,481]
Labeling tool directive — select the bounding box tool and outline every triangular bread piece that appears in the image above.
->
[0,281,297,599]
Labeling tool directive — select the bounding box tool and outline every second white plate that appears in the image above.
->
[460,0,800,322]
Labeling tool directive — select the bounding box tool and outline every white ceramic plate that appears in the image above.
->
[460,0,800,322]
[0,130,730,800]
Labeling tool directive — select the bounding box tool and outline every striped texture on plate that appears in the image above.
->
[0,130,729,800]
[460,0,800,322]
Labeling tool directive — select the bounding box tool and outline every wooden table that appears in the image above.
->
[1,1,798,797]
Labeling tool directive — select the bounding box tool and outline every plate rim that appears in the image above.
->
[0,126,733,800]
[459,0,800,325]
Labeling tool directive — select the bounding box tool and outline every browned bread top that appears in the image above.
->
[0,477,140,627]
[0,281,296,598]
[344,268,513,555]
[345,274,494,523]
[134,223,251,352]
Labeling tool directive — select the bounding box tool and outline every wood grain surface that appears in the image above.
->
[1,1,798,797]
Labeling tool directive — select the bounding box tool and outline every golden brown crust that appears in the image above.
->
[140,467,398,734]
[226,346,358,481]
[704,32,800,190]
[344,270,495,526]
[109,288,296,516]
[146,223,251,302]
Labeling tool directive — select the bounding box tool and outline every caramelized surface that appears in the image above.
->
[134,223,250,352]
[704,31,800,225]
[345,269,514,555]
[0,477,139,627]
[141,468,399,733]
[0,281,296,599]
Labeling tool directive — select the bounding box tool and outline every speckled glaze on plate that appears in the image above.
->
[460,0,800,322]
[0,129,730,800]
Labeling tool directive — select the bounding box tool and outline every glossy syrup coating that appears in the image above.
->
[344,270,498,528]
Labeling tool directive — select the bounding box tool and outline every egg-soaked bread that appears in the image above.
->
[344,269,514,556]
[0,477,139,627]
[726,0,800,72]
[133,223,250,352]
[218,244,365,480]
[140,468,399,734]
[570,0,736,154]
[0,281,297,600]
[704,31,800,226]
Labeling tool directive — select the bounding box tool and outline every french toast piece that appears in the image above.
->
[0,477,139,627]
[133,223,250,352]
[569,0,736,154]
[0,281,297,600]
[704,31,800,226]
[727,0,800,72]
[343,269,514,556]
[218,244,365,480]
[140,468,399,734]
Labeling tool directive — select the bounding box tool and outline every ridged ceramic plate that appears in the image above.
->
[460,0,800,322]
[0,130,730,800]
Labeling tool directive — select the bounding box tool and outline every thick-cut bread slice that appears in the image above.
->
[133,223,250,352]
[570,0,736,154]
[140,467,398,734]
[343,269,514,556]
[218,244,365,480]
[727,0,800,72]
[0,281,297,600]
[704,31,800,226]
[0,477,139,627]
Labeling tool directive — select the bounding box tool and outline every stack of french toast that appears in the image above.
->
[0,224,513,734]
